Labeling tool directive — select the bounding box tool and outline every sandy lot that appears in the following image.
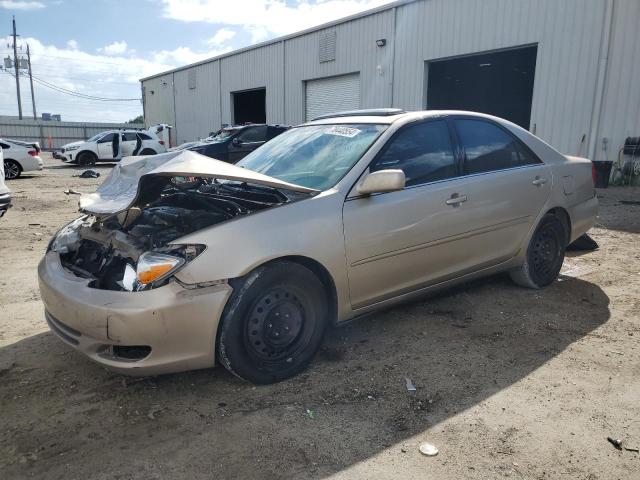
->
[1,153,639,479]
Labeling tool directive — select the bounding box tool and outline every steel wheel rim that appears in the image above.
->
[4,161,19,179]
[531,225,560,278]
[245,287,309,362]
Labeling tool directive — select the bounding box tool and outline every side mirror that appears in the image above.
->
[232,137,242,146]
[357,169,405,195]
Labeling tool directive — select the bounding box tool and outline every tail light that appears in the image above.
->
[591,162,597,187]
[28,150,37,157]
[159,140,165,145]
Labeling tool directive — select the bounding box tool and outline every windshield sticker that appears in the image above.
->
[325,126,361,138]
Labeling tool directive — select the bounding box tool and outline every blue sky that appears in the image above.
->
[0,0,392,122]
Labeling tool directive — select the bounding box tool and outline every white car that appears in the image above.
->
[59,128,167,165]
[1,138,44,180]
[0,147,11,216]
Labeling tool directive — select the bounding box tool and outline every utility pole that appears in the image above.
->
[12,16,23,120]
[26,44,36,119]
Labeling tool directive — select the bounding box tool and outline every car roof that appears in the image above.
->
[303,109,516,126]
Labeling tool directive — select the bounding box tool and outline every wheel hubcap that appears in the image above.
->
[4,161,19,179]
[246,288,305,361]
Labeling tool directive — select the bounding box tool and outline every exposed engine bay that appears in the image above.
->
[52,177,293,291]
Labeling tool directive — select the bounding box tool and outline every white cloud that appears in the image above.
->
[207,28,236,46]
[0,0,45,9]
[0,35,183,122]
[66,39,78,50]
[161,0,394,39]
[98,40,129,56]
[152,45,233,65]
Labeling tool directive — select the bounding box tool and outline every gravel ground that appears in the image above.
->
[1,153,639,479]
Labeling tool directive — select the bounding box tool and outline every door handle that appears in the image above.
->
[445,193,467,206]
[532,177,548,186]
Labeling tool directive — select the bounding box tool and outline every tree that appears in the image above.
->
[126,115,144,124]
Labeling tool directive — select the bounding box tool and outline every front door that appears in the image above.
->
[96,133,116,160]
[343,119,467,308]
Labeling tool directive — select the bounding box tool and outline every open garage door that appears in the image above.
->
[426,46,537,129]
[306,73,360,121]
[233,88,266,124]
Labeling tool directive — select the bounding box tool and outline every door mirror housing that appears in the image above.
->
[357,169,405,195]
[232,137,242,146]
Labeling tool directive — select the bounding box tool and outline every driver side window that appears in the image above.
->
[97,133,116,144]
[370,120,457,187]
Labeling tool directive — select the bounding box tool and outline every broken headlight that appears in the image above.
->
[48,216,89,254]
[127,244,206,291]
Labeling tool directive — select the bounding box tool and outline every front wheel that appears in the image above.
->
[4,159,21,179]
[76,151,96,166]
[217,261,329,384]
[510,213,567,289]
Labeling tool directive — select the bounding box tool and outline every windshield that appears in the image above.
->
[87,133,106,142]
[236,124,386,190]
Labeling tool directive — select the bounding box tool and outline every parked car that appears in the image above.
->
[1,138,44,179]
[59,128,167,165]
[188,124,289,162]
[39,109,598,383]
[0,146,12,216]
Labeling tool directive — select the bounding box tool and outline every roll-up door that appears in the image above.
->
[305,73,361,121]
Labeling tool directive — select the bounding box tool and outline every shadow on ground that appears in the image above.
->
[0,274,610,479]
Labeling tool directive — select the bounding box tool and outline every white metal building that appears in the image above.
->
[140,0,640,163]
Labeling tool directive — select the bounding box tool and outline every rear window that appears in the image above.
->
[455,119,541,175]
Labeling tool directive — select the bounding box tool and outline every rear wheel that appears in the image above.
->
[139,148,156,155]
[510,213,567,288]
[76,151,97,166]
[4,159,21,179]
[217,261,329,384]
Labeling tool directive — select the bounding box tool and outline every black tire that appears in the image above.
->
[4,159,21,179]
[510,213,567,289]
[217,261,329,384]
[139,148,156,155]
[77,151,97,166]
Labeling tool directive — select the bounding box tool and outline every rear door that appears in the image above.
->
[121,132,137,156]
[449,117,552,268]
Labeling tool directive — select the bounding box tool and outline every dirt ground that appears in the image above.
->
[1,153,639,480]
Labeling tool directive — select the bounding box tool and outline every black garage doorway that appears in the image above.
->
[232,88,266,124]
[426,45,537,129]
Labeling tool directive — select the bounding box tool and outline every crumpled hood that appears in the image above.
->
[79,150,318,215]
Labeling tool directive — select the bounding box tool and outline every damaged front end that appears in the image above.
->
[49,151,316,292]
[50,177,294,291]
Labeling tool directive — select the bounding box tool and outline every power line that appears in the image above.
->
[2,69,140,102]
[28,72,140,101]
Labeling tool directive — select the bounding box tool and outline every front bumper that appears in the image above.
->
[0,192,11,217]
[38,251,233,375]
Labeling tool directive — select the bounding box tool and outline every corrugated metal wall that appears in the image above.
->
[142,0,639,159]
[284,9,395,125]
[597,0,640,163]
[220,42,284,128]
[0,117,144,150]
[393,0,607,157]
[142,73,176,145]
[174,61,221,145]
